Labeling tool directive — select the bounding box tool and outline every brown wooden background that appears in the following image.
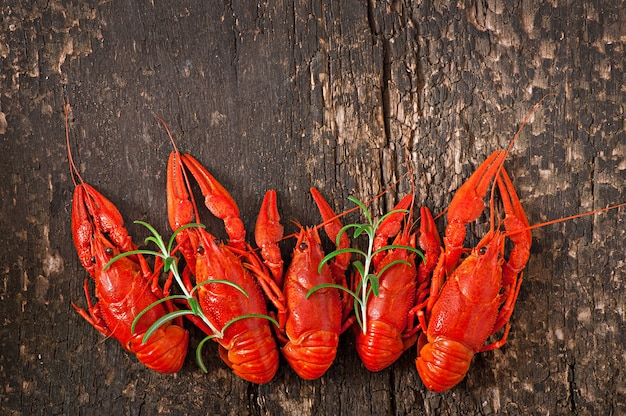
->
[1,1,625,415]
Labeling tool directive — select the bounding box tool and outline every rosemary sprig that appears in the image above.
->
[104,220,278,373]
[306,196,424,334]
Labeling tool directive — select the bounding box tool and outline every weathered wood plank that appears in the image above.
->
[1,0,624,414]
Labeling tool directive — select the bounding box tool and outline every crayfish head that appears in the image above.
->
[187,228,230,278]
[285,226,330,285]
[454,231,505,302]
[292,227,324,263]
[91,233,119,268]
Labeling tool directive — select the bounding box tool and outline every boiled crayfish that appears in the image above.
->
[415,142,626,392]
[67,105,189,373]
[355,195,441,371]
[252,188,353,380]
[414,149,529,392]
[164,123,284,384]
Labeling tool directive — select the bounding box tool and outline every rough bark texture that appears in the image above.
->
[1,1,625,415]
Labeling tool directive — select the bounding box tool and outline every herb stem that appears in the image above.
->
[309,197,422,335]
[167,258,223,336]
[360,232,374,334]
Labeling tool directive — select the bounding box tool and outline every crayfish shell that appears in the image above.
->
[416,336,474,392]
[128,325,189,374]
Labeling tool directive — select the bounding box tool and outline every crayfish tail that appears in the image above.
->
[281,330,340,380]
[220,325,280,384]
[356,320,415,372]
[416,337,474,392]
[129,324,189,374]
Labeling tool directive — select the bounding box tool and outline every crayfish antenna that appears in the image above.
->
[304,170,414,238]
[502,93,555,160]
[404,143,417,213]
[505,200,626,238]
[65,101,83,187]
[154,114,180,154]
[488,93,556,230]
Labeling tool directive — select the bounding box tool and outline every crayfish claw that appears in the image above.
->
[255,190,284,283]
[180,153,246,249]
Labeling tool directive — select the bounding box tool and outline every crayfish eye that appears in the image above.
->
[90,256,96,264]
[478,246,488,255]
[197,246,205,254]
[299,242,308,251]
[105,247,114,256]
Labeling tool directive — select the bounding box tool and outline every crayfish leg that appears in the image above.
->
[242,247,287,328]
[479,322,512,353]
[72,279,113,338]
[489,271,523,340]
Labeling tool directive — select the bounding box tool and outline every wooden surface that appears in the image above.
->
[1,1,625,414]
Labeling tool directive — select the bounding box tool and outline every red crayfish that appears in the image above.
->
[67,105,189,373]
[253,188,353,380]
[354,195,441,372]
[413,98,626,392]
[164,124,284,384]
[415,149,529,392]
[66,98,626,389]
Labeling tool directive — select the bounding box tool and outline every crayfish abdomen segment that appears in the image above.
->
[220,324,279,384]
[356,320,416,372]
[281,330,340,380]
[129,324,189,374]
[416,337,474,392]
